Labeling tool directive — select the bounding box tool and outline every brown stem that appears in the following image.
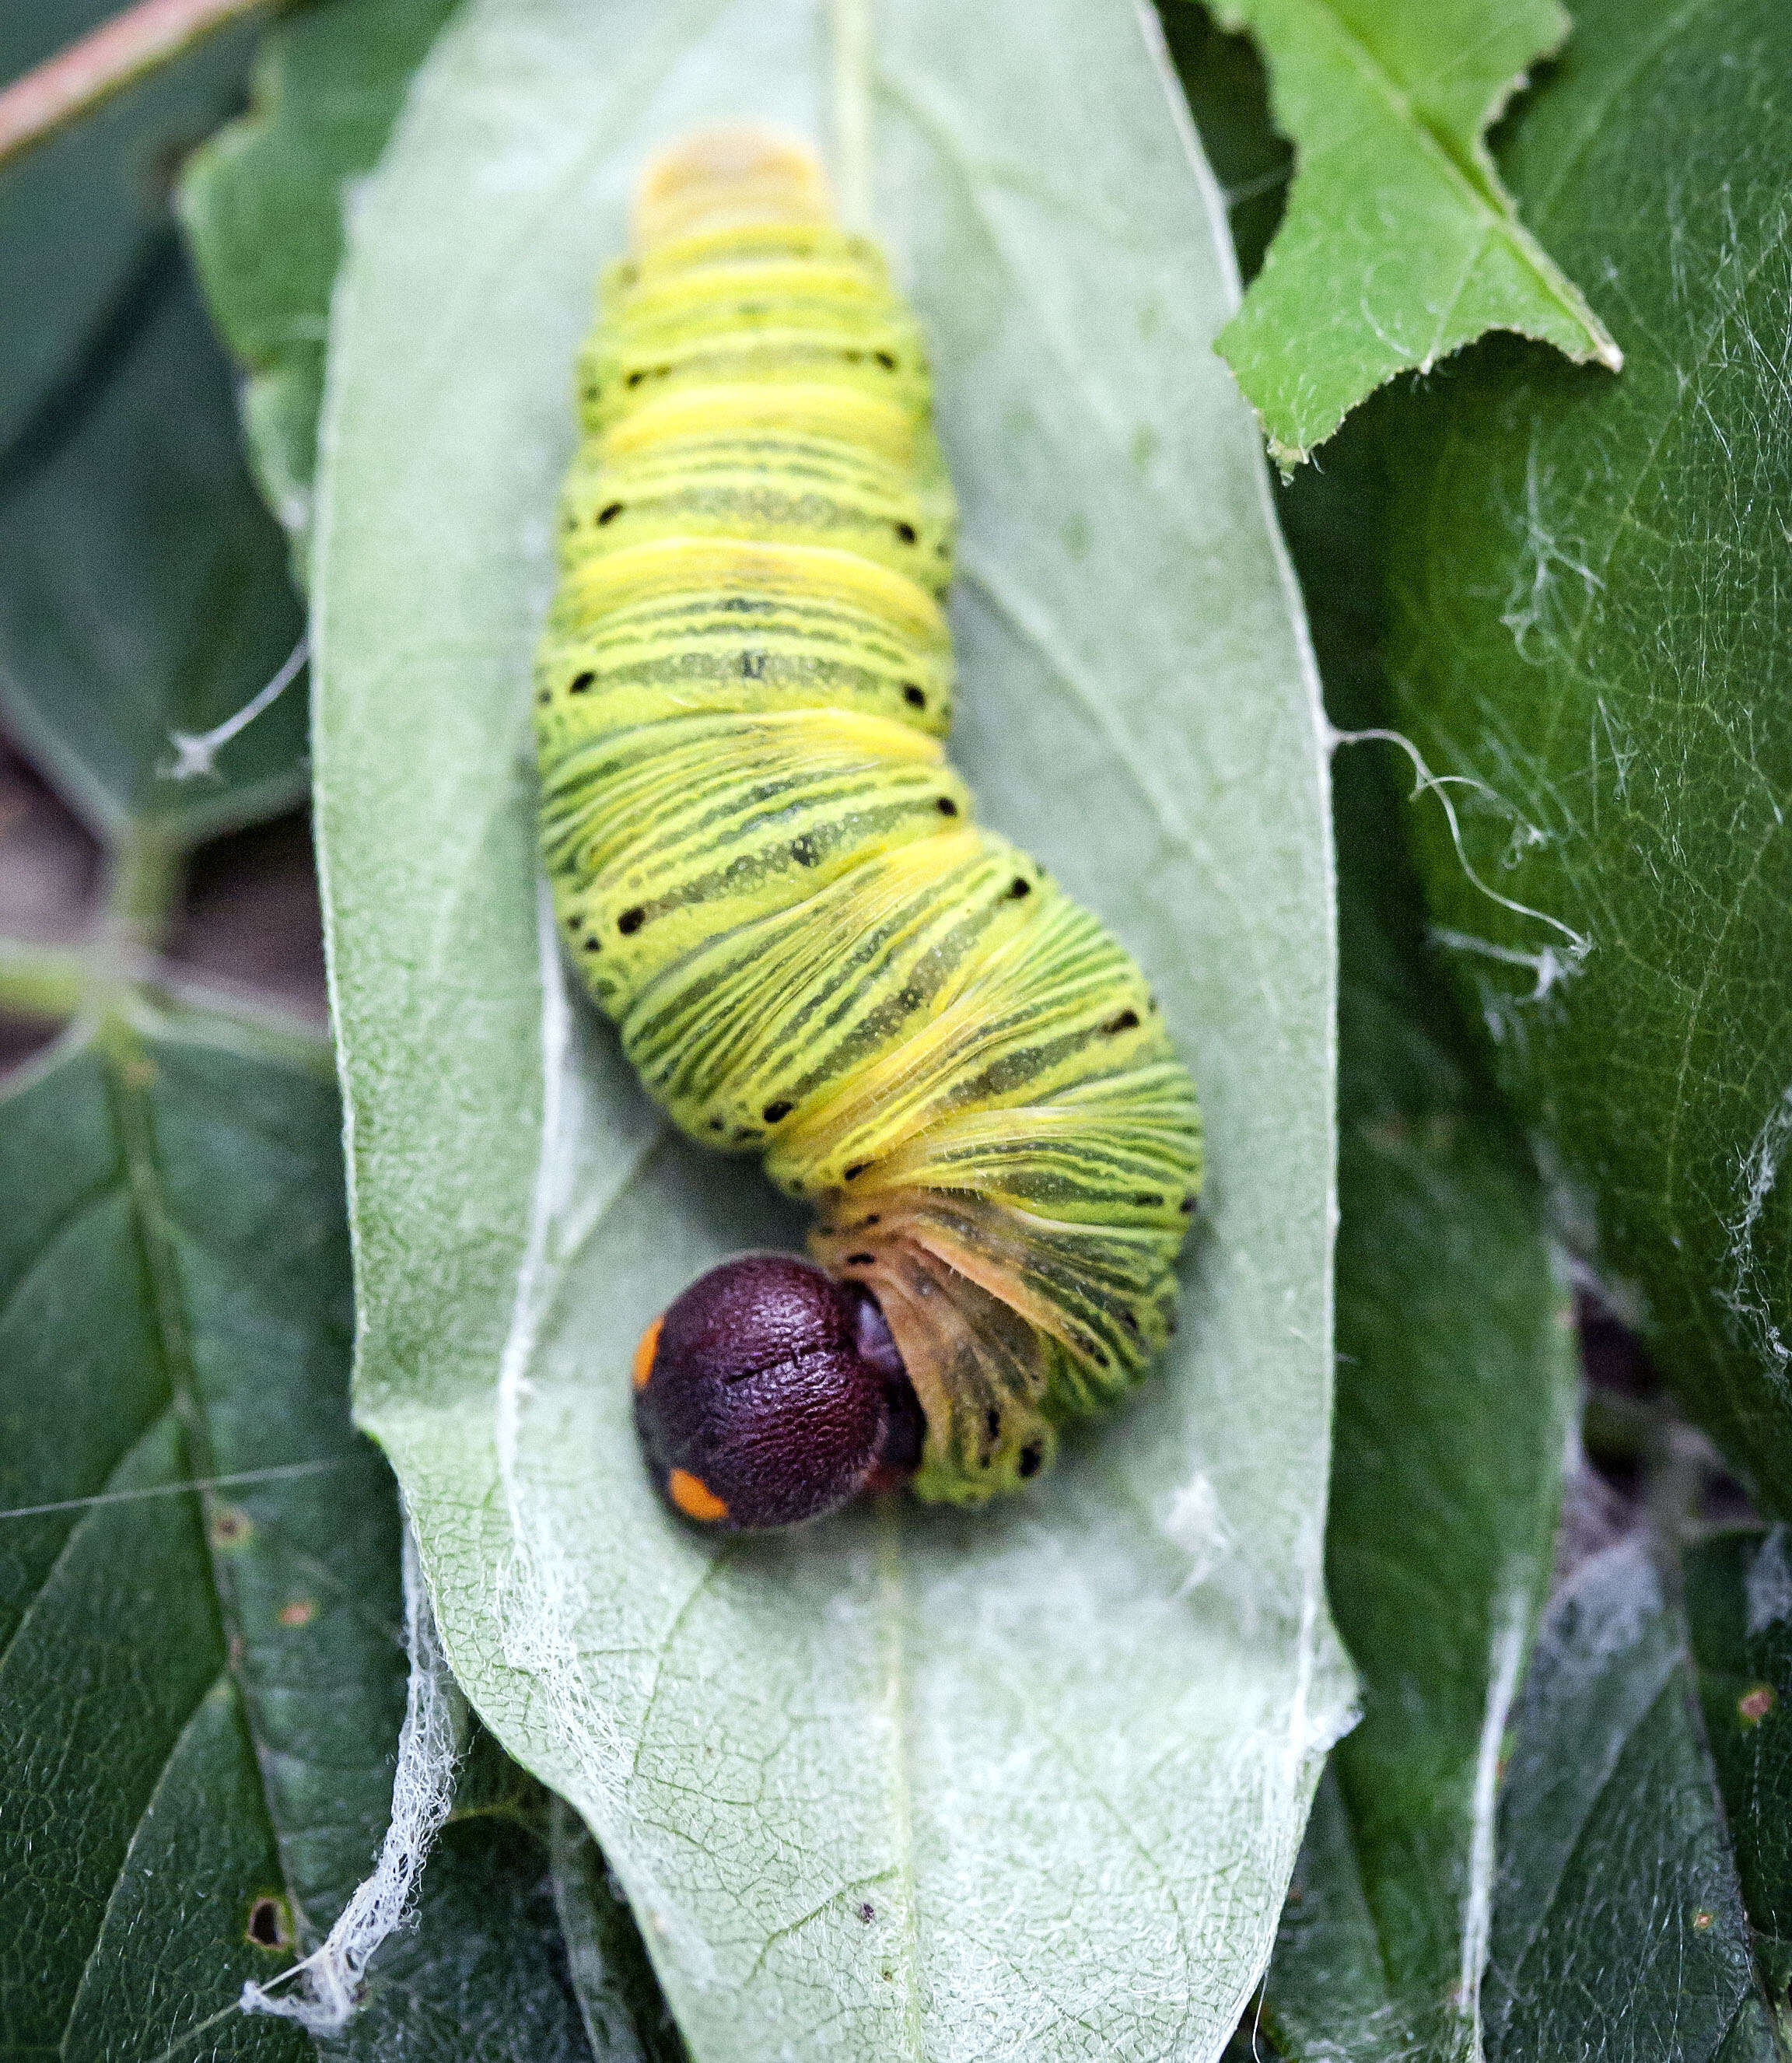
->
[0,0,277,173]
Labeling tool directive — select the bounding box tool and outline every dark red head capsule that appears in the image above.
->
[632,1253,924,1531]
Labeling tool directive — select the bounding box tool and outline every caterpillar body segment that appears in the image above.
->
[534,129,1202,1520]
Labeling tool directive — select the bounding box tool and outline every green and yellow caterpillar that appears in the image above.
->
[534,130,1202,1530]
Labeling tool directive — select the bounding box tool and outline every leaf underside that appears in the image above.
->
[313,0,1351,2056]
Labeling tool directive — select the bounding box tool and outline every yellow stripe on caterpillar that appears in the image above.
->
[601,381,915,465]
[556,535,948,646]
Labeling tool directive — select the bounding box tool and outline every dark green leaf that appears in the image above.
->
[1687,1525,1792,2049]
[0,0,261,454]
[1485,1540,1781,2062]
[0,1006,630,2059]
[1261,408,1576,2063]
[1378,0,1792,1513]
[0,1012,389,2060]
[0,248,306,846]
[1265,1765,1412,2058]
[0,6,307,849]
[548,1802,689,2063]
[180,0,462,564]
[1171,32,1579,2040]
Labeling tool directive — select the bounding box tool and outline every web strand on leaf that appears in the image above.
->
[163,637,308,782]
[240,1516,464,2033]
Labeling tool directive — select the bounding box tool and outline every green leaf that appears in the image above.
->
[0,1005,626,2060]
[1201,0,1619,465]
[1686,1525,1792,2050]
[548,1801,690,2063]
[0,14,307,846]
[1377,0,1792,1515]
[0,255,307,846]
[1244,422,1578,2062]
[1160,47,1578,2030]
[0,1010,390,2060]
[180,0,462,566]
[313,0,1352,2055]
[0,0,261,455]
[1484,1539,1783,2061]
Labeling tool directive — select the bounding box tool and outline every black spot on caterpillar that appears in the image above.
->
[534,129,1202,1529]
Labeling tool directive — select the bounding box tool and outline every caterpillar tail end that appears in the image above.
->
[632,1254,923,1532]
[633,127,832,250]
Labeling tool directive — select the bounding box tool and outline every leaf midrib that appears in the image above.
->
[86,1024,306,1999]
[1297,0,1515,206]
[1273,0,1613,360]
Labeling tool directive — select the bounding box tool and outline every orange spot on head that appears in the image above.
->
[667,1468,729,1523]
[632,1314,663,1391]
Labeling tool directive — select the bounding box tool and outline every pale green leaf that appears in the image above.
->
[1202,0,1619,464]
[313,2,1353,2057]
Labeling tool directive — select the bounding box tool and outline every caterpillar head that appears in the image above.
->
[632,1253,924,1531]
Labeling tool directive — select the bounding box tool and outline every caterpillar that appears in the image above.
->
[534,129,1202,1531]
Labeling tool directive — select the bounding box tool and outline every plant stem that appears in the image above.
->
[0,0,277,173]
[103,824,184,965]
[0,940,87,1023]
[0,828,184,1034]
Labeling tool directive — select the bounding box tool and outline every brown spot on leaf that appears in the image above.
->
[247,1896,290,1950]
[211,1506,252,1549]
